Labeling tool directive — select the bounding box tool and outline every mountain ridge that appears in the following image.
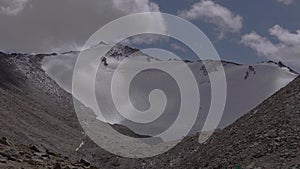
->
[1,48,300,168]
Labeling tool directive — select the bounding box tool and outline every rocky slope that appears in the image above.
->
[0,52,141,168]
[131,76,300,169]
[0,52,84,154]
[0,136,97,169]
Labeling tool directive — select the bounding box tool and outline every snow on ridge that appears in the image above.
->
[39,45,298,141]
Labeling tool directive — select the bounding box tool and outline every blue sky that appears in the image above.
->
[144,0,300,67]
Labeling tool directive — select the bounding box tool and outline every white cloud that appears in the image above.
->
[269,25,300,46]
[276,0,294,5]
[178,0,243,39]
[240,32,281,60]
[241,25,300,72]
[170,43,187,52]
[111,0,167,45]
[112,0,160,13]
[0,0,30,15]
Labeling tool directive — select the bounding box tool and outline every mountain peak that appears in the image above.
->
[98,41,109,46]
[105,44,143,59]
[263,60,298,74]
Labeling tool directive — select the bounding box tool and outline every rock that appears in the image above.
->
[27,158,44,165]
[29,145,44,153]
[79,159,90,167]
[246,162,255,169]
[63,165,73,169]
[54,162,62,169]
[7,156,18,162]
[24,154,31,159]
[1,148,20,160]
[18,151,26,155]
[0,137,11,146]
[0,158,7,163]
[34,152,50,160]
[46,149,58,157]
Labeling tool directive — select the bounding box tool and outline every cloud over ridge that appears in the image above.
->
[178,0,243,38]
[241,25,300,71]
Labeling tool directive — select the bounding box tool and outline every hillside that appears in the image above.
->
[0,52,84,153]
[0,136,97,169]
[0,52,142,168]
[132,76,300,168]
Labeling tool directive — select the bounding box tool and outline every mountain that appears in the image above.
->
[131,75,300,169]
[0,52,84,153]
[1,45,299,168]
[42,44,298,141]
[0,51,150,168]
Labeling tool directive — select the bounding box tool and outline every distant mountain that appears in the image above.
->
[41,44,298,140]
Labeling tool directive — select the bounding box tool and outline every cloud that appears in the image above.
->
[0,0,130,53]
[111,0,167,45]
[241,25,300,72]
[0,0,167,53]
[170,43,187,52]
[269,25,300,46]
[178,0,243,39]
[121,34,169,46]
[276,0,294,5]
[240,32,280,59]
[112,0,160,13]
[0,0,30,15]
[38,0,168,111]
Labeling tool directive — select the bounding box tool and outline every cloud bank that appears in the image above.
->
[111,0,167,45]
[241,25,300,72]
[0,0,167,53]
[276,0,294,5]
[0,0,30,15]
[178,0,243,39]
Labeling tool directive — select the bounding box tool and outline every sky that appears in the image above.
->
[0,0,300,72]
